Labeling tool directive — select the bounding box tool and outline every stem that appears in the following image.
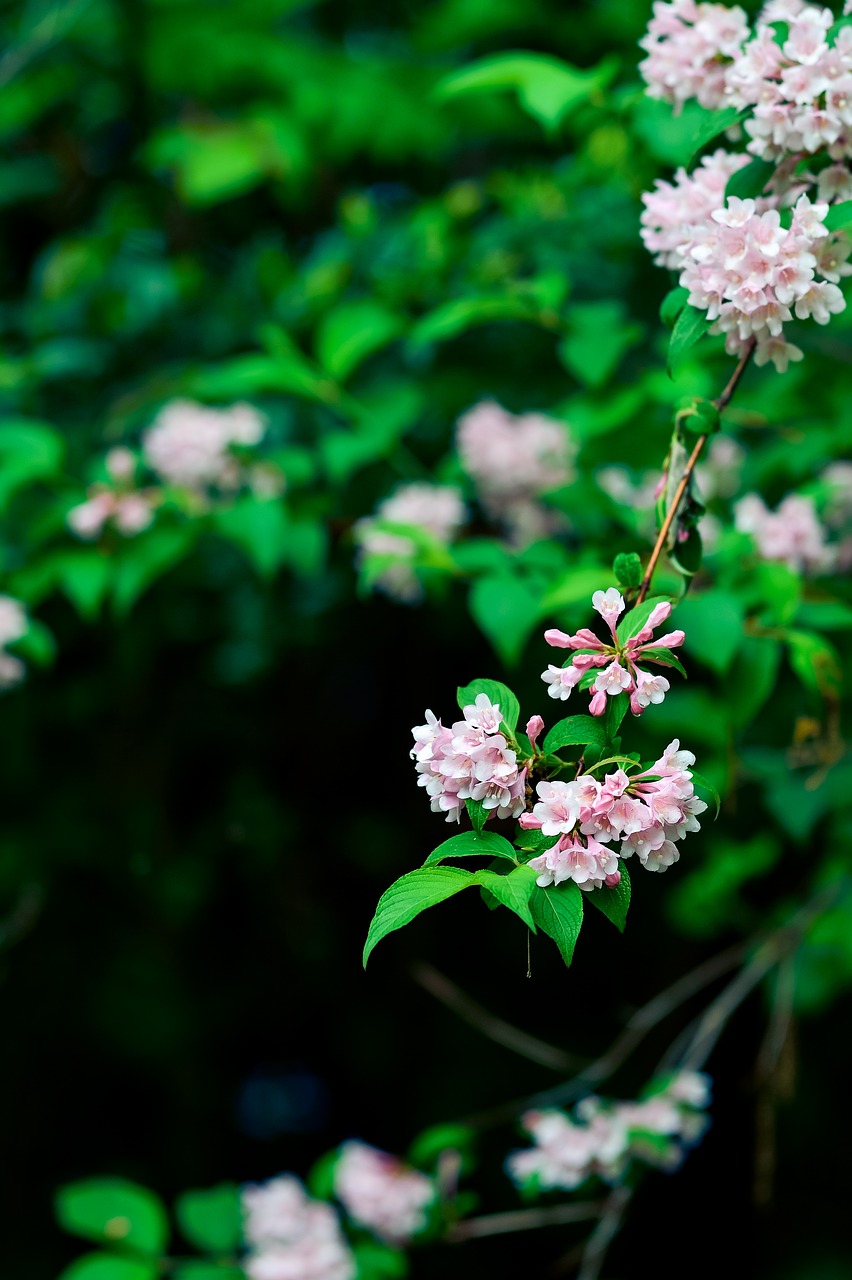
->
[576,1185,633,1280]
[447,1201,604,1242]
[635,338,756,606]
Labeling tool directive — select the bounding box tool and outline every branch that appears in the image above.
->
[576,1185,633,1280]
[636,337,756,606]
[447,1200,604,1242]
[411,962,584,1072]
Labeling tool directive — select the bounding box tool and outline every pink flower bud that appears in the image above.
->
[544,628,573,648]
[589,690,607,716]
[526,715,545,751]
[519,812,543,829]
[604,871,622,888]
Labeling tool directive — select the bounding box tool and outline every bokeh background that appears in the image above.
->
[2,0,851,1277]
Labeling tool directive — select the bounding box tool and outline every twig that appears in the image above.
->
[411,962,584,1072]
[576,1184,633,1280]
[636,337,756,605]
[459,942,745,1129]
[448,1200,604,1242]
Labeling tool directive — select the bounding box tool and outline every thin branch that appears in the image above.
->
[576,1185,633,1280]
[411,962,584,1072]
[448,1200,604,1242]
[460,942,745,1130]
[636,337,756,605]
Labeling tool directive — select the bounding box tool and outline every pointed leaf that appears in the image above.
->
[456,679,520,733]
[616,596,672,643]
[465,797,487,833]
[724,157,776,200]
[667,302,712,375]
[587,862,631,932]
[423,830,517,865]
[57,1256,158,1280]
[613,551,643,588]
[688,105,748,164]
[543,715,606,755]
[660,286,688,328]
[636,647,688,678]
[530,882,584,967]
[689,769,721,817]
[605,693,629,742]
[175,1184,242,1254]
[55,1179,168,1255]
[363,868,476,966]
[475,865,539,931]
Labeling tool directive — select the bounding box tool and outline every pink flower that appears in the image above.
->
[242,1176,355,1280]
[356,483,466,603]
[541,663,584,700]
[591,588,626,631]
[526,714,545,751]
[143,399,266,489]
[333,1141,435,1244]
[411,700,526,824]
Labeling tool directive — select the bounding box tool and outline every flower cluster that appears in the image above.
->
[0,595,28,689]
[641,149,752,269]
[143,399,267,491]
[639,0,750,112]
[333,1141,435,1243]
[242,1176,355,1280]
[521,740,707,888]
[67,448,157,541]
[411,694,527,824]
[356,483,466,603]
[734,490,833,571]
[542,589,685,717]
[455,400,576,545]
[507,1072,711,1192]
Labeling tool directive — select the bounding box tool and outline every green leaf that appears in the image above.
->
[306,1149,341,1201]
[660,286,689,328]
[213,498,289,579]
[0,419,64,509]
[670,526,703,577]
[587,861,630,931]
[616,596,672,643]
[408,296,540,350]
[468,573,542,667]
[175,1184,242,1255]
[514,828,559,855]
[636,646,687,678]
[530,882,584,967]
[466,797,487,833]
[724,636,782,730]
[724,157,776,201]
[543,715,606,755]
[423,830,518,865]
[822,200,852,232]
[477,864,539,931]
[171,1266,244,1280]
[57,1255,159,1280]
[112,527,197,615]
[12,617,57,667]
[672,590,744,675]
[667,303,711,375]
[315,300,403,382]
[613,552,642,589]
[604,693,628,742]
[558,300,643,388]
[363,868,478,966]
[456,679,521,733]
[689,769,721,818]
[56,1179,169,1255]
[352,1240,408,1280]
[53,551,113,621]
[784,629,843,699]
[434,51,617,132]
[408,1123,476,1171]
[688,105,748,164]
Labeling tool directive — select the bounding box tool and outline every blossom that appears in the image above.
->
[67,487,156,540]
[355,483,466,603]
[333,1141,435,1243]
[639,0,750,112]
[528,834,620,891]
[541,590,685,718]
[0,595,28,690]
[242,1176,355,1280]
[734,490,832,572]
[143,399,266,490]
[411,695,526,824]
[641,150,752,269]
[455,400,576,545]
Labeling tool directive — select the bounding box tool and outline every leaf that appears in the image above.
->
[670,525,703,577]
[455,679,520,733]
[558,300,643,388]
[689,769,721,818]
[822,200,852,232]
[530,882,584,967]
[635,646,687,679]
[408,296,540,350]
[543,715,606,755]
[306,1148,341,1201]
[605,693,628,742]
[477,865,539,931]
[423,830,517,865]
[315,300,403,382]
[363,868,478,967]
[175,1184,242,1254]
[724,636,782,730]
[11,618,56,667]
[352,1240,408,1280]
[687,105,748,164]
[0,419,64,509]
[56,1179,169,1255]
[514,829,559,855]
[667,303,711,376]
[724,157,776,201]
[53,551,113,621]
[434,51,617,133]
[57,1255,159,1280]
[408,1123,476,1171]
[660,286,689,328]
[672,591,744,675]
[465,797,487,833]
[784,629,843,699]
[171,1266,244,1280]
[613,552,642,589]
[213,498,289,579]
[111,527,197,616]
[587,861,630,931]
[468,573,542,667]
[616,596,672,643]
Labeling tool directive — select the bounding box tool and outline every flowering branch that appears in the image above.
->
[636,336,756,606]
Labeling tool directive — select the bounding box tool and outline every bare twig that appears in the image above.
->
[448,1200,604,1242]
[636,338,756,606]
[576,1184,633,1280]
[411,962,584,1072]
